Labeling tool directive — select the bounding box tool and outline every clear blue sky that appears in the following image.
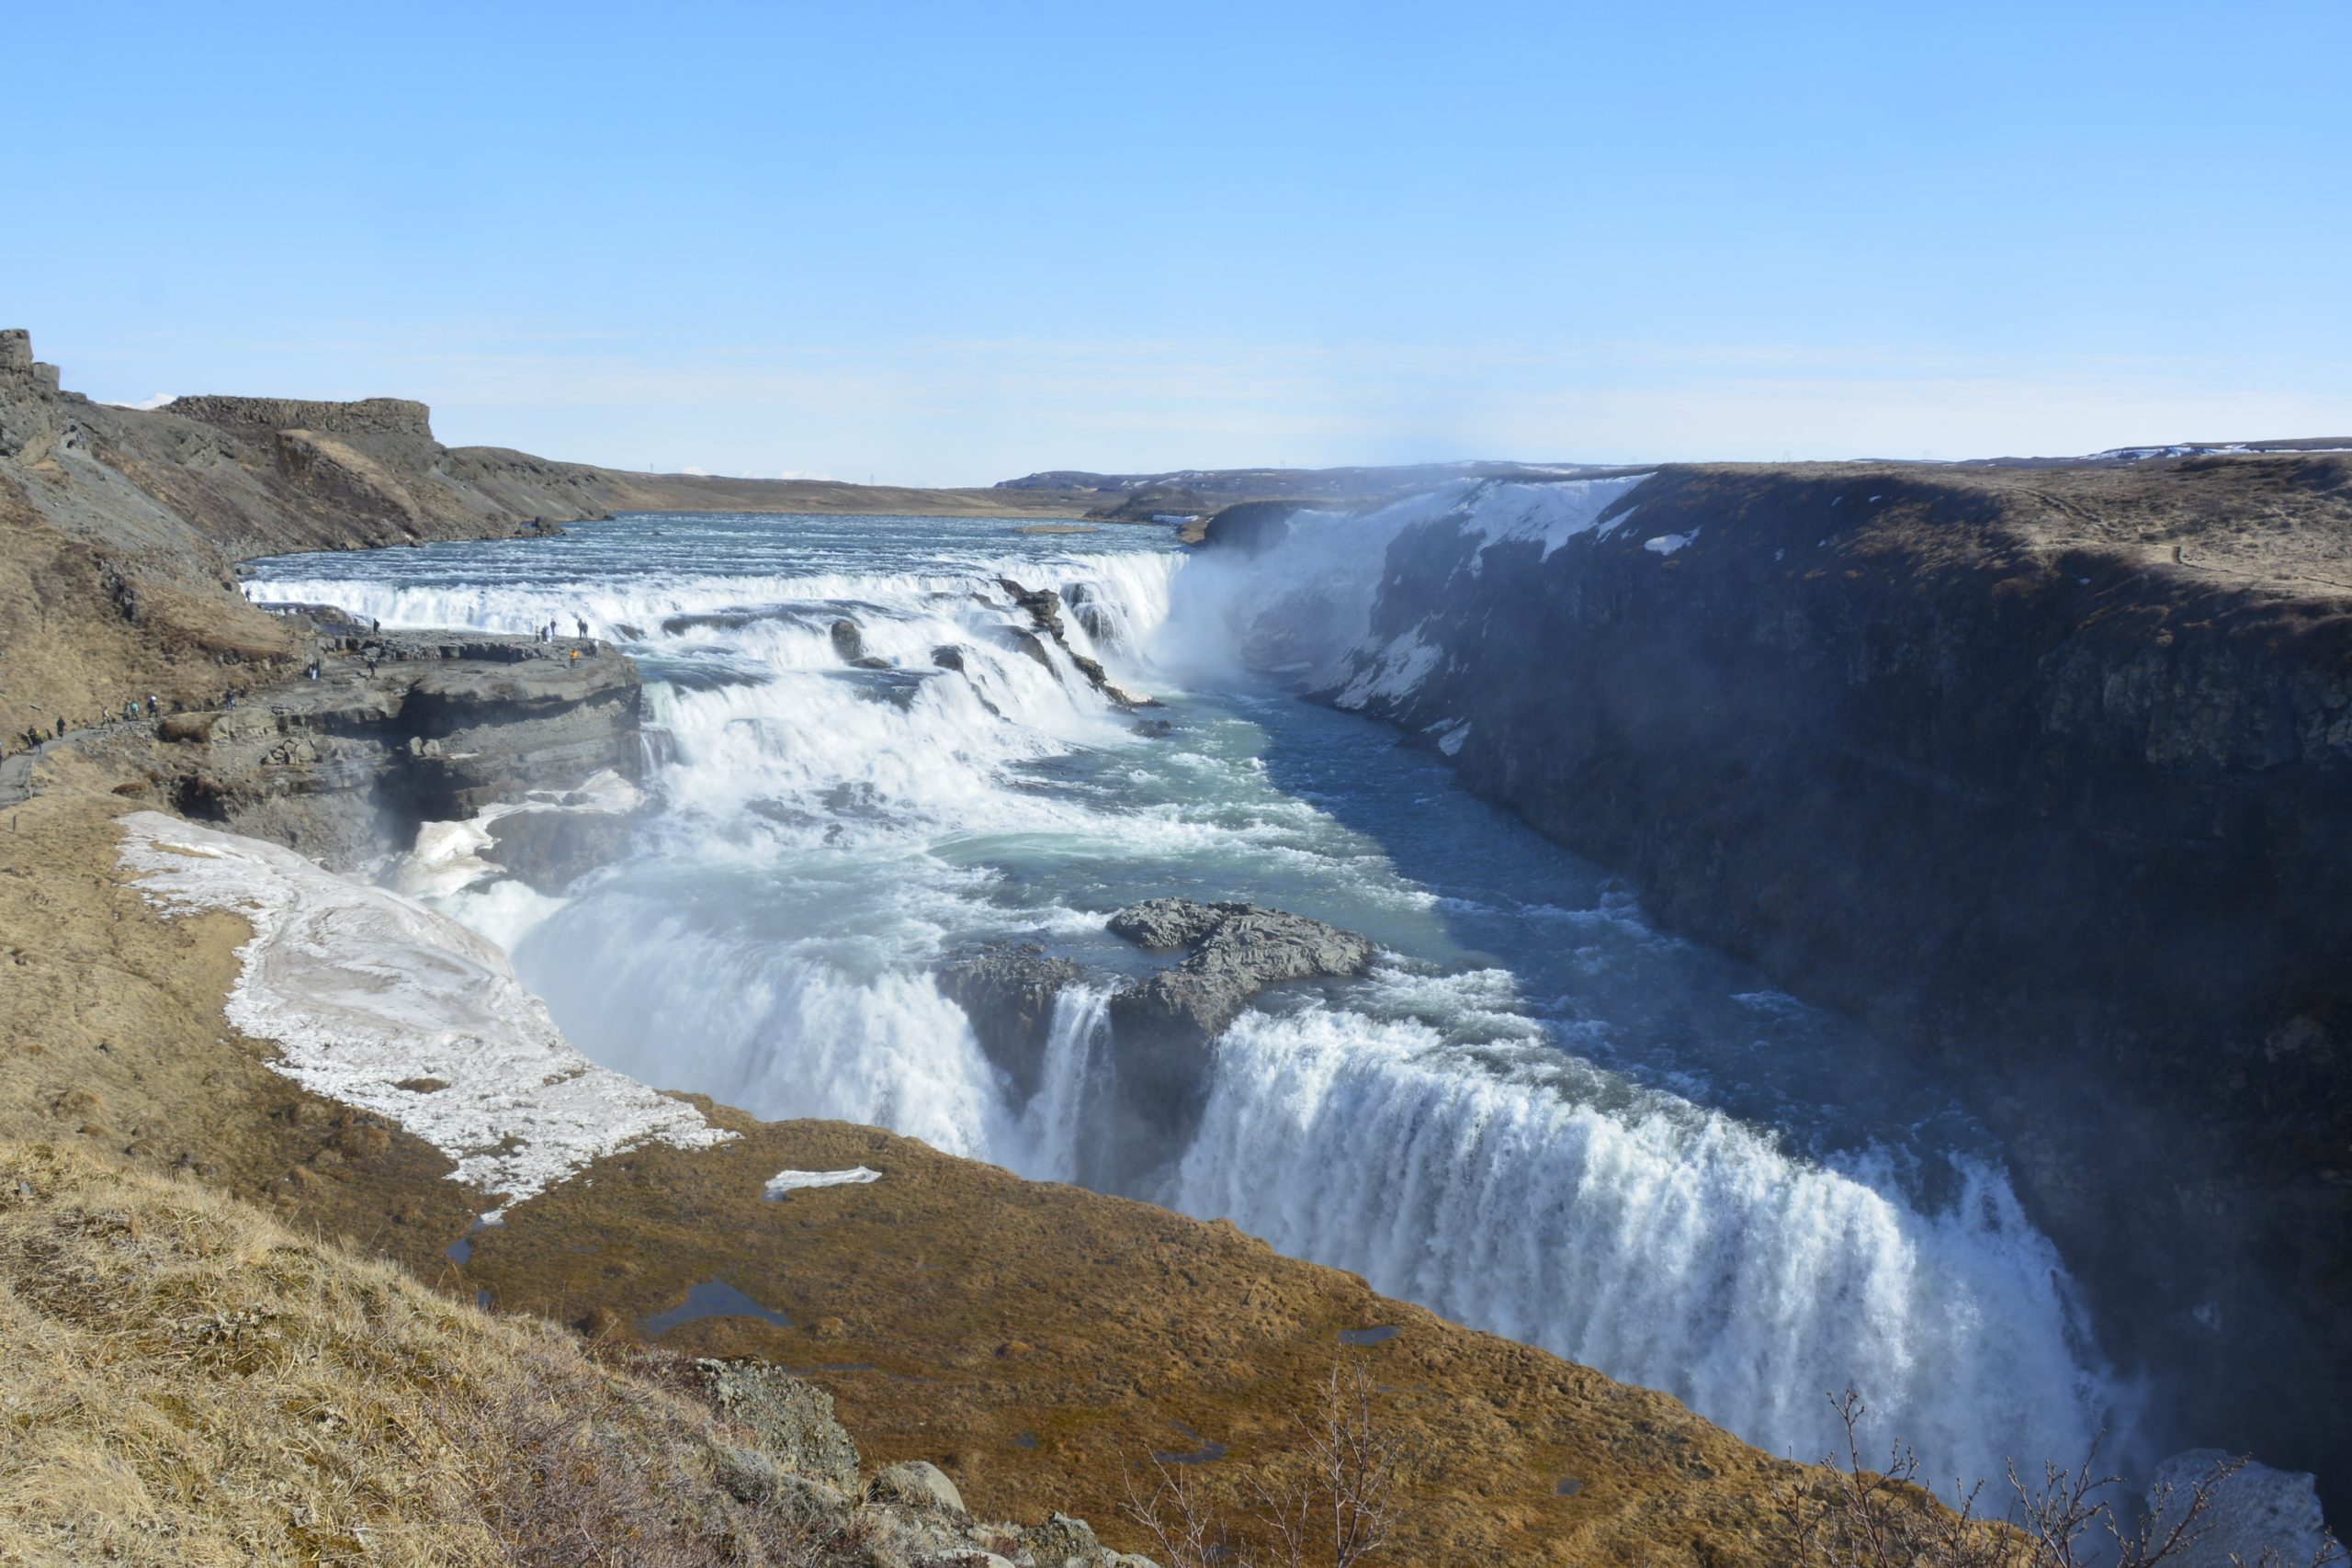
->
[6,1,2346,484]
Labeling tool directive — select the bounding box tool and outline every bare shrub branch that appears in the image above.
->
[1775,1389,2346,1568]
[1124,1349,1420,1568]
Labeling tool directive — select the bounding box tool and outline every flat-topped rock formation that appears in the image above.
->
[168,626,646,873]
[167,393,437,441]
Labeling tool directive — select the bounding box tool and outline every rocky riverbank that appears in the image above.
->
[1233,457,2352,1507]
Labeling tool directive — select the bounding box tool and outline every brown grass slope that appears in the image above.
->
[1,1139,742,1566]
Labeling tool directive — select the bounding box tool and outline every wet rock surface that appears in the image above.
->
[940,902,1374,1182]
[1104,897,1374,1049]
[484,799,638,892]
[831,616,891,670]
[997,577,1153,709]
[939,943,1086,1100]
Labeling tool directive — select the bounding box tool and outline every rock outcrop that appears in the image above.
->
[696,1358,864,1494]
[2147,1450,2335,1568]
[997,577,1152,708]
[944,900,1374,1181]
[938,942,1086,1100]
[1292,458,2352,1505]
[1104,897,1375,1051]
[158,627,644,874]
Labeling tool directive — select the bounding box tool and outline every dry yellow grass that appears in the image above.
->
[0,1140,861,1567]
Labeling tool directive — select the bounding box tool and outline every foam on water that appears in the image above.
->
[248,507,2125,1495]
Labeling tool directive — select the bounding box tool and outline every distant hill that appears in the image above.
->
[992,458,1629,520]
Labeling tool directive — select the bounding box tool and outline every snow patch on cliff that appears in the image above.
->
[1335,630,1444,709]
[117,812,731,1203]
[1458,476,1652,559]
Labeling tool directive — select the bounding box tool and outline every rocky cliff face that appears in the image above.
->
[1281,459,2352,1502]
[161,629,645,874]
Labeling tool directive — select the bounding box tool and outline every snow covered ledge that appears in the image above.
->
[116,811,732,1204]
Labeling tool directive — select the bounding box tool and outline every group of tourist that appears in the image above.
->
[9,693,161,756]
[4,687,256,759]
[7,612,600,761]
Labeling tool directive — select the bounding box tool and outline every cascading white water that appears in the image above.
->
[1170,1004,2106,1490]
[1021,986,1115,1183]
[250,507,2124,1497]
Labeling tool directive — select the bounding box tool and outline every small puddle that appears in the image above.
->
[1338,1325,1400,1346]
[1556,1476,1584,1496]
[446,1213,501,1267]
[1012,1430,1041,1450]
[475,1288,493,1311]
[640,1279,793,1337]
[1152,1420,1227,1466]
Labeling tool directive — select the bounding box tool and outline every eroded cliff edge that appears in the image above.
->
[1276,457,2352,1503]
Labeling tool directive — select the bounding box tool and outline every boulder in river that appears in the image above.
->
[829,616,890,670]
[1102,898,1374,1179]
[1106,897,1374,1046]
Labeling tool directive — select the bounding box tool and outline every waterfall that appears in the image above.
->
[249,508,2125,1498]
[1164,1003,2109,1490]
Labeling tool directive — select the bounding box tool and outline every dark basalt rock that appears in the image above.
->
[1102,899,1374,1179]
[995,576,1156,710]
[984,623,1057,672]
[938,942,1085,1100]
[1105,897,1374,1048]
[1060,581,1117,642]
[164,628,644,873]
[483,806,638,894]
[938,902,1374,1187]
[829,616,890,670]
[1197,499,1309,556]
